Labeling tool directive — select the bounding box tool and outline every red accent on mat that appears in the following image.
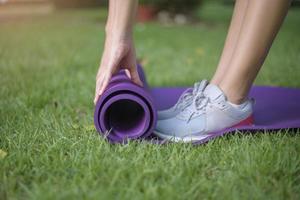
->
[232,115,254,127]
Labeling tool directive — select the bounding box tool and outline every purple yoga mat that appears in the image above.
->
[94,66,300,143]
[94,67,157,143]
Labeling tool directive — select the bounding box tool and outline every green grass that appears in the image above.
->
[1,2,300,200]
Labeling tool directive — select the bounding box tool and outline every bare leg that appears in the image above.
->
[219,0,291,104]
[211,0,249,85]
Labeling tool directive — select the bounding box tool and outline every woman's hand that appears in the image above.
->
[94,0,141,104]
[94,35,142,104]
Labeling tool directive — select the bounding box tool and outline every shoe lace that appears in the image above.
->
[174,80,207,111]
[184,93,209,122]
[194,93,209,111]
[174,89,193,110]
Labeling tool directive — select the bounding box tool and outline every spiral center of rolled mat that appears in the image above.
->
[99,93,152,141]
[106,99,147,136]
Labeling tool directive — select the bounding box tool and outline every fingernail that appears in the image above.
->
[94,96,98,104]
[99,89,103,96]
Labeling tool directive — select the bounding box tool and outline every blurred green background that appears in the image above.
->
[1,0,300,199]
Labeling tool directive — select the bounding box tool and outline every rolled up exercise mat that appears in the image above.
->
[94,66,157,143]
[95,65,300,144]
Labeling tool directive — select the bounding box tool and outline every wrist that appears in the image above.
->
[105,27,133,42]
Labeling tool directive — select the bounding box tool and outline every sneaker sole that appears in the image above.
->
[154,115,254,143]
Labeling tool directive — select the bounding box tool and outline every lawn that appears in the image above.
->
[1,2,300,200]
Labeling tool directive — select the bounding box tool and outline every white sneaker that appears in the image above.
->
[154,83,254,142]
[157,80,208,120]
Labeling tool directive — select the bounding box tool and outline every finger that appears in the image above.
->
[97,73,111,98]
[94,95,99,105]
[94,58,119,104]
[129,67,143,87]
[125,55,143,87]
[94,78,104,104]
[94,71,108,104]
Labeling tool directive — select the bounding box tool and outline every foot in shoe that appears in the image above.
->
[154,83,254,142]
[157,80,208,120]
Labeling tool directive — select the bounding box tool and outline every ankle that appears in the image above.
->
[227,94,246,105]
[218,84,246,105]
[210,77,221,85]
